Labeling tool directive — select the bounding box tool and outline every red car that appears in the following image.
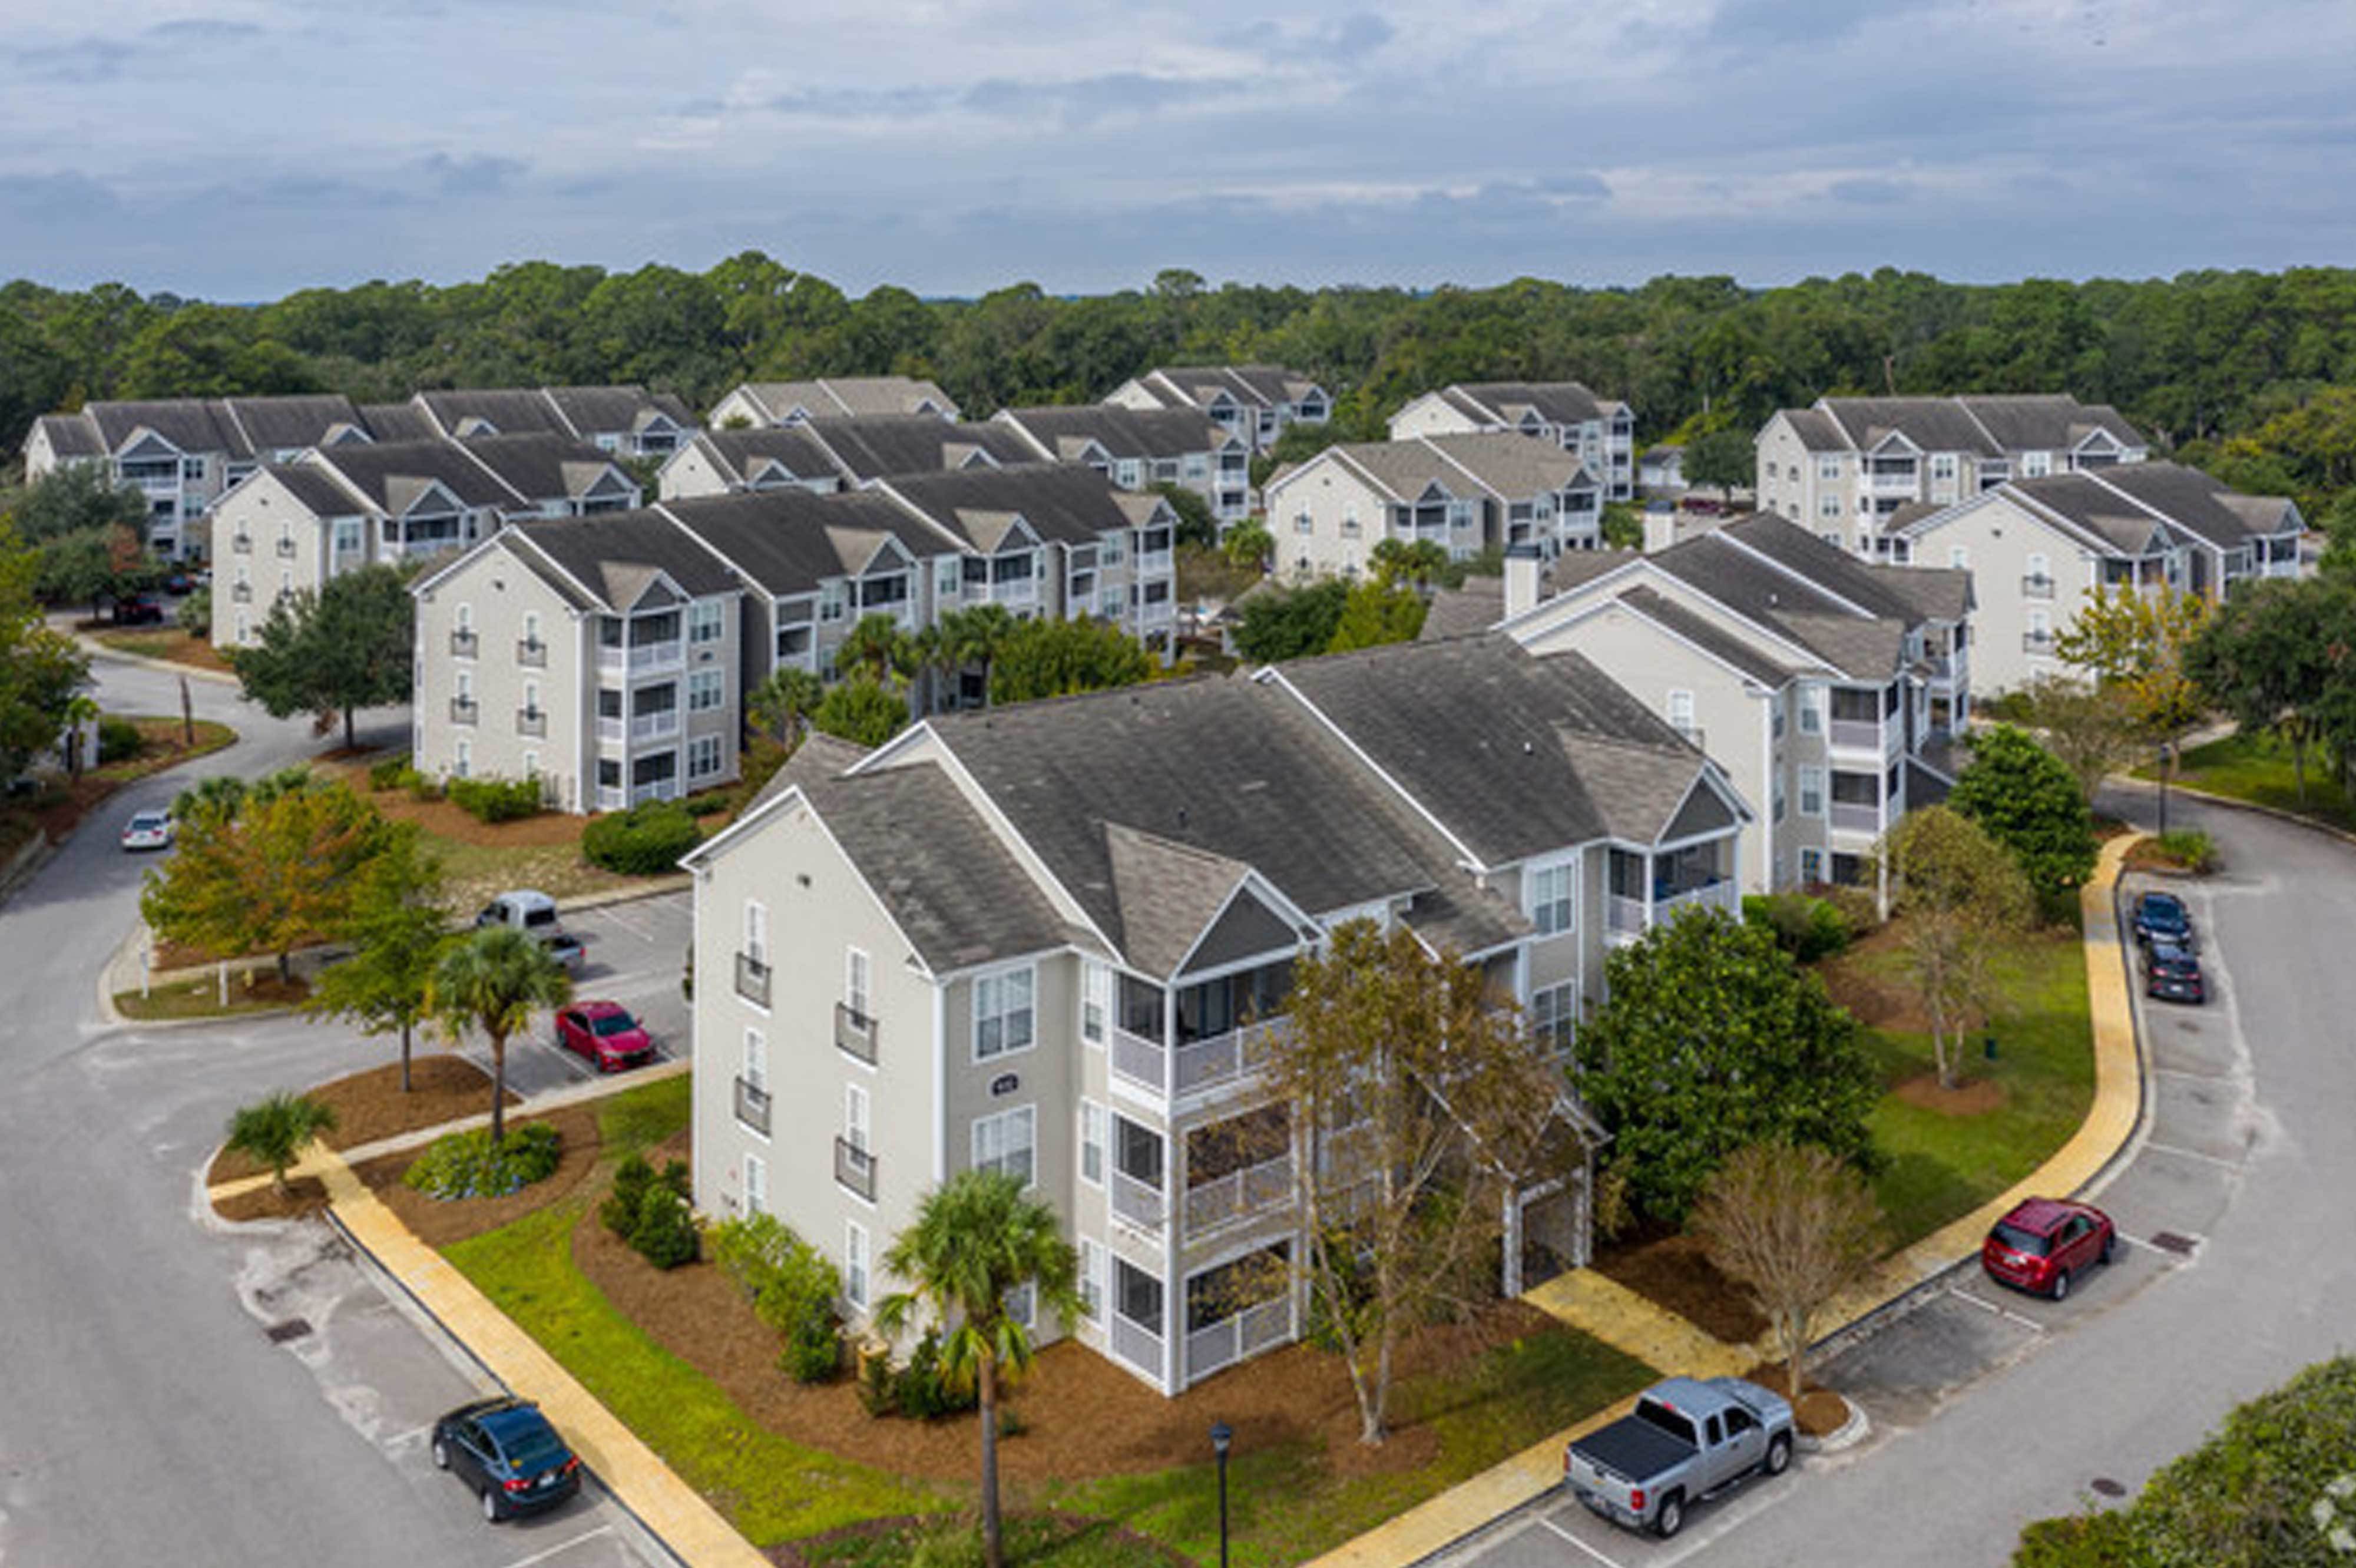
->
[1983,1197,2116,1299]
[554,1002,654,1071]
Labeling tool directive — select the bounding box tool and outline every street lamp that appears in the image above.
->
[1209,1420,1233,1568]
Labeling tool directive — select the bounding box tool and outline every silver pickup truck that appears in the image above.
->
[1564,1375,1795,1538]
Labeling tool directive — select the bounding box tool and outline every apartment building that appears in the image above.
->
[1753,395,2149,555]
[209,434,640,648]
[708,376,961,428]
[1484,512,1973,895]
[994,405,1254,523]
[1387,383,1638,502]
[409,385,697,456]
[683,634,1748,1395]
[1262,432,1601,579]
[1103,365,1329,453]
[409,511,743,812]
[1888,462,2304,699]
[656,427,849,501]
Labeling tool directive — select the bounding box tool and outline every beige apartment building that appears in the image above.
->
[1103,365,1330,453]
[684,637,1749,1395]
[992,405,1255,523]
[1261,432,1601,579]
[656,426,849,501]
[1388,382,1639,502]
[708,377,961,428]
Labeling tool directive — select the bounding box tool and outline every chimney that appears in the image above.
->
[1643,502,1678,555]
[1503,543,1542,620]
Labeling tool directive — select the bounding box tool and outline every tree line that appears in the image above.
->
[14,259,2356,467]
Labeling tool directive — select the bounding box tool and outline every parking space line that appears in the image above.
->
[2140,1140,2243,1170]
[501,1524,615,1568]
[1949,1287,2044,1331]
[591,902,655,942]
[1538,1514,1628,1568]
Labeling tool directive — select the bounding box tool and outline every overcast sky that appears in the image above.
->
[5,0,2352,301]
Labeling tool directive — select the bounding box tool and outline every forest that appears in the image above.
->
[8,258,2356,487]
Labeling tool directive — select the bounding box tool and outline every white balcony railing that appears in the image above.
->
[1110,1314,1163,1382]
[1110,1170,1164,1233]
[1655,879,1738,921]
[595,716,625,743]
[988,578,1037,606]
[1827,717,1886,751]
[1111,1028,1163,1094]
[1829,801,1881,833]
[595,785,626,811]
[599,640,684,675]
[1136,550,1174,577]
[1174,1019,1283,1096]
[1184,1295,1294,1384]
[1607,894,1647,938]
[1183,1153,1295,1235]
[630,709,679,741]
[631,780,673,806]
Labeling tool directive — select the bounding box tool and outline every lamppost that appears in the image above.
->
[1209,1420,1233,1568]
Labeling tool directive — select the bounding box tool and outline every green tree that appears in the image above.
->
[6,464,149,544]
[1680,427,1755,495]
[939,603,1018,704]
[1691,1143,1884,1401]
[227,563,414,750]
[835,612,912,686]
[1267,919,1570,1445]
[1949,725,2097,898]
[811,675,908,747]
[2187,574,2343,804]
[304,822,447,1091]
[1369,537,1449,587]
[1879,806,2036,1090]
[1578,909,1879,1223]
[1147,482,1217,549]
[986,616,1154,704]
[1232,578,1348,663]
[2056,585,2210,834]
[426,926,571,1147]
[1325,578,1428,652]
[2014,674,2144,804]
[1221,519,1273,573]
[224,1091,339,1197]
[38,524,155,617]
[0,524,88,778]
[875,1172,1081,1568]
[747,664,825,747]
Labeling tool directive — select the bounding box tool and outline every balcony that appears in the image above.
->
[1136,549,1174,577]
[2023,630,2057,655]
[515,709,546,738]
[1111,1019,1285,1100]
[734,951,770,1008]
[1110,1313,1163,1383]
[595,716,624,744]
[734,1076,771,1136]
[449,696,478,726]
[1827,717,1886,751]
[599,640,684,676]
[1183,1153,1293,1235]
[1829,800,1881,834]
[2021,575,2056,600]
[450,628,479,657]
[595,785,625,812]
[629,709,680,742]
[1184,1295,1293,1385]
[231,583,252,604]
[1111,1170,1164,1233]
[834,1137,876,1202]
[1607,876,1738,938]
[988,578,1037,607]
[517,638,548,668]
[835,1001,878,1065]
[275,538,297,559]
[231,534,253,554]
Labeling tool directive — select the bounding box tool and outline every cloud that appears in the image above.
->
[15,39,137,82]
[144,18,262,43]
[421,153,527,196]
[1828,177,1912,206]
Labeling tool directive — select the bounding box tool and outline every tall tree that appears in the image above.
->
[2056,585,2211,835]
[1267,919,1568,1446]
[834,612,911,687]
[1878,806,2036,1090]
[0,523,88,779]
[426,926,570,1146]
[1369,538,1449,587]
[228,563,414,750]
[810,675,908,748]
[2015,674,2144,804]
[1948,725,2097,898]
[304,822,447,1091]
[985,616,1153,704]
[941,603,1018,704]
[1680,427,1756,496]
[6,464,150,544]
[746,664,824,748]
[875,1172,1080,1568]
[1690,1143,1884,1401]
[1325,578,1428,652]
[2186,574,2344,804]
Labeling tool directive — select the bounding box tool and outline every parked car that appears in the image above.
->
[2141,941,2205,1004]
[2132,890,2195,950]
[476,889,561,935]
[120,809,176,852]
[431,1397,581,1522]
[1564,1376,1794,1538]
[160,569,196,596]
[1982,1197,2116,1300]
[539,930,587,974]
[555,1001,654,1071]
[108,594,166,626]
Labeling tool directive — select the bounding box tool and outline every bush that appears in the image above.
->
[856,1342,898,1416]
[894,1329,978,1419]
[178,587,211,634]
[2154,828,2216,872]
[709,1212,844,1383]
[630,1180,700,1269]
[602,1153,689,1239]
[1742,892,1854,962]
[366,753,412,791]
[583,800,701,875]
[403,768,441,802]
[683,789,733,818]
[1818,883,1882,936]
[403,1122,562,1200]
[446,775,543,824]
[97,714,143,764]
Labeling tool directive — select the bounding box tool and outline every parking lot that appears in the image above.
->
[449,892,691,1099]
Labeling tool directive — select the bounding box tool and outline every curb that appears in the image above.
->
[76,633,241,686]
[2111,772,2356,852]
[1798,1395,1869,1455]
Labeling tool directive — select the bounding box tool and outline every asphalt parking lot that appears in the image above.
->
[449,892,691,1099]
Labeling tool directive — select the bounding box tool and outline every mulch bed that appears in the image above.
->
[1738,1362,1849,1437]
[213,1175,332,1223]
[770,1511,1196,1568]
[206,1056,519,1187]
[357,1101,605,1249]
[2123,840,2203,875]
[1890,1071,2007,1116]
[1590,1225,1770,1345]
[307,756,598,850]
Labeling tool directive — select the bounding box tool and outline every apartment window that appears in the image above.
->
[744,1153,767,1216]
[1530,983,1576,1051]
[455,602,473,635]
[973,965,1035,1059]
[937,558,961,598]
[1667,689,1696,739]
[844,1082,871,1157]
[1077,1238,1106,1321]
[1819,495,1841,519]
[743,1026,767,1093]
[846,947,872,1024]
[1528,861,1574,937]
[1101,588,1124,618]
[1931,454,1958,481]
[1081,961,1110,1047]
[844,1222,869,1310]
[972,1106,1036,1187]
[1294,512,1313,535]
[1800,848,1824,885]
[1772,693,1786,739]
[1101,535,1122,565]
[521,750,540,779]
[1948,545,1969,570]
[1798,683,1822,735]
[333,518,362,556]
[1818,455,1842,482]
[689,669,723,711]
[1080,1100,1107,1187]
[454,739,471,779]
[2021,451,2051,478]
[1799,766,1826,817]
[689,600,724,643]
[522,610,540,648]
[819,581,846,623]
[689,734,723,779]
[744,900,769,965]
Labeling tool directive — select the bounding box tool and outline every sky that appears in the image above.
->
[5,0,2354,301]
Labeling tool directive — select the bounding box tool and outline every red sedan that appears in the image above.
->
[553,1002,654,1072]
[1983,1197,2116,1300]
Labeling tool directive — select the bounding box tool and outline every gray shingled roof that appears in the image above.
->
[883,463,1153,548]
[2079,462,2298,551]
[997,404,1225,461]
[802,416,1038,482]
[697,426,841,485]
[505,508,741,610]
[459,432,631,504]
[359,402,441,443]
[740,377,957,421]
[31,413,103,459]
[1955,395,2144,453]
[85,401,243,457]
[1421,579,1505,641]
[262,463,369,517]
[305,439,527,511]
[659,489,916,596]
[415,388,574,438]
[1105,823,1253,979]
[1649,534,1908,677]
[221,395,365,453]
[1557,732,1723,846]
[1448,382,1609,428]
[1777,407,1849,452]
[542,385,690,437]
[1997,472,2185,555]
[1723,512,1970,624]
[1615,585,1796,686]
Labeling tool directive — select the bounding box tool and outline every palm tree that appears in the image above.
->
[426,926,570,1146]
[61,693,100,779]
[876,1171,1080,1568]
[945,603,1018,707]
[224,1091,339,1196]
[837,612,911,687]
[747,665,825,747]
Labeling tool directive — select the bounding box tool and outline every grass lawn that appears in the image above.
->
[90,626,235,674]
[2137,729,2356,832]
[116,971,309,1020]
[1830,928,2096,1245]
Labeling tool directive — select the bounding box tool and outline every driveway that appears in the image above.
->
[0,654,677,1568]
[1436,788,2354,1568]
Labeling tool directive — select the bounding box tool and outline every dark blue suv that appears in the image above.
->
[2132,890,2196,951]
[432,1397,581,1522]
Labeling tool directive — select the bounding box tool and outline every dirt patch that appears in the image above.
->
[357,1101,606,1249]
[1590,1226,1769,1345]
[1738,1362,1849,1437]
[213,1176,331,1222]
[206,1056,518,1185]
[1890,1072,2007,1116]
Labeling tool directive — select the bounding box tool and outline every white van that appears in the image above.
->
[475,889,561,935]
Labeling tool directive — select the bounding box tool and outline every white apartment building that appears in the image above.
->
[1388,383,1638,502]
[994,405,1254,523]
[708,377,961,428]
[1262,432,1601,579]
[1103,365,1330,454]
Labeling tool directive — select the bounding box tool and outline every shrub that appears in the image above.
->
[1742,892,1854,962]
[403,768,441,802]
[97,714,143,764]
[366,753,412,791]
[630,1180,700,1269]
[1818,883,1881,936]
[603,1153,688,1238]
[403,1122,561,1200]
[683,789,733,818]
[583,800,701,875]
[446,775,543,824]
[178,587,211,635]
[894,1328,978,1419]
[856,1342,898,1417]
[709,1212,844,1384]
[2153,828,2215,873]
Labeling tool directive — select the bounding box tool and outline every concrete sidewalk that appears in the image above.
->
[1304,833,2146,1568]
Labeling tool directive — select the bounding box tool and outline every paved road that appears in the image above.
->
[1441,788,2356,1568]
[0,657,680,1568]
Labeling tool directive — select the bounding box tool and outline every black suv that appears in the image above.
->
[2132,890,2195,951]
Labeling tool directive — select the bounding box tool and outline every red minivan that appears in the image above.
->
[1983,1198,2116,1300]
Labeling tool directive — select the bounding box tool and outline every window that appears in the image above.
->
[1799,766,1826,817]
[1772,693,1786,739]
[1820,495,1842,519]
[1116,1258,1163,1334]
[1080,1101,1107,1187]
[1667,689,1696,739]
[973,966,1034,1058]
[1002,1281,1035,1330]
[521,678,541,717]
[689,734,723,778]
[845,1222,869,1309]
[1800,848,1824,885]
[744,1153,767,1216]
[2021,451,2051,478]
[455,602,473,634]
[1528,861,1573,937]
[972,1106,1036,1187]
[1798,683,1822,735]
[743,1026,767,1092]
[1530,983,1576,1051]
[333,518,362,556]
[1294,512,1313,535]
[1081,961,1109,1046]
[1948,545,1969,570]
[1818,455,1842,482]
[819,581,846,622]
[1077,1238,1105,1321]
[846,947,871,1024]
[521,750,539,779]
[844,1082,870,1156]
[689,600,724,643]
[689,669,723,711]
[1931,454,1958,481]
[937,558,961,598]
[744,900,768,965]
[454,739,471,779]
[522,610,540,648]
[455,667,474,703]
